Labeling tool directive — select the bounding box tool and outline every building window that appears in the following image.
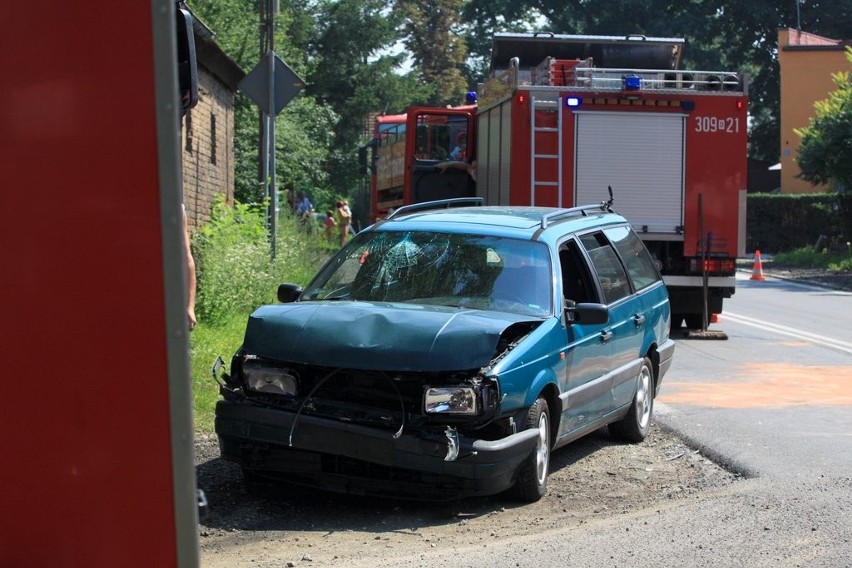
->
[210,113,217,165]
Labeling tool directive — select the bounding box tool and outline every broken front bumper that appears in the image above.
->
[214,400,540,499]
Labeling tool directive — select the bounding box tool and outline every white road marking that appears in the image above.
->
[723,311,852,355]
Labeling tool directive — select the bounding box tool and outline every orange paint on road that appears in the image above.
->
[661,363,852,408]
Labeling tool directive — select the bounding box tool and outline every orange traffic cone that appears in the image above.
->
[750,250,766,281]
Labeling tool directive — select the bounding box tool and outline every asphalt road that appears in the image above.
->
[357,272,852,567]
[661,272,852,478]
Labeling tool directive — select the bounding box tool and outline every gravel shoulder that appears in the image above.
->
[746,262,852,292]
[195,423,741,567]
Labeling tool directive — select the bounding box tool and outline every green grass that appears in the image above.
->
[190,313,248,432]
[773,245,852,271]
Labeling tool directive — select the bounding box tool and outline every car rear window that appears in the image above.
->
[604,226,662,291]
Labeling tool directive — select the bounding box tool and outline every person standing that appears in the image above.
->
[182,205,197,331]
[323,210,337,242]
[296,191,314,220]
[336,199,352,247]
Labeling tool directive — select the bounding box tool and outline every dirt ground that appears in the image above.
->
[195,423,741,567]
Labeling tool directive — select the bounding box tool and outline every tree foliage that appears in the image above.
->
[190,0,852,210]
[796,47,852,193]
[395,0,469,105]
[305,0,424,206]
[461,0,852,163]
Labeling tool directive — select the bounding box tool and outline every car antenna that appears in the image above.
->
[602,185,615,212]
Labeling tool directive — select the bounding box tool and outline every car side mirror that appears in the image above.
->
[277,283,302,303]
[176,7,198,115]
[565,299,609,325]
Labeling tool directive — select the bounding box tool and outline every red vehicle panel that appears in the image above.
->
[1,2,198,565]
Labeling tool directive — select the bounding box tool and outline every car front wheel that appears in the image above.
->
[609,357,654,443]
[511,397,551,502]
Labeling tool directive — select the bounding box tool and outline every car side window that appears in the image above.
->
[603,226,662,291]
[579,232,632,304]
[558,239,600,304]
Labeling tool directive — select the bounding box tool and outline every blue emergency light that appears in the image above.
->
[466,91,477,104]
[565,96,582,108]
[622,75,642,91]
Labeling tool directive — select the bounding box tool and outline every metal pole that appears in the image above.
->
[268,0,277,260]
[796,0,802,32]
[258,3,266,221]
[699,193,709,332]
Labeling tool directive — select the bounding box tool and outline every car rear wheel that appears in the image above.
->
[609,357,654,443]
[511,397,551,502]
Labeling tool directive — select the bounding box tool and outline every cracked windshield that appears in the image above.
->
[302,231,553,317]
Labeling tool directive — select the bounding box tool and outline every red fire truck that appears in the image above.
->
[367,33,748,328]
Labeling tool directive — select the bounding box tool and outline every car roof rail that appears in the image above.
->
[385,197,485,220]
[539,203,610,229]
[539,186,615,229]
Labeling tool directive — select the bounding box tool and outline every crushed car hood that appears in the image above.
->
[241,302,540,372]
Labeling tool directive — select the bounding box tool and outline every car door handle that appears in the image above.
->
[634,314,646,326]
[600,330,613,342]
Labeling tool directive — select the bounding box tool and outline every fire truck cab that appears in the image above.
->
[369,106,477,220]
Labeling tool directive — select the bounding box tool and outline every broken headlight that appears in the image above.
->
[243,359,298,396]
[424,387,477,415]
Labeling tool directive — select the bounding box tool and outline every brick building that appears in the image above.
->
[181,21,244,230]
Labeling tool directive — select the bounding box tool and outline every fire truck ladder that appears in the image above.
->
[530,95,563,207]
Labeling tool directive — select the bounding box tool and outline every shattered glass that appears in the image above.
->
[302,231,553,317]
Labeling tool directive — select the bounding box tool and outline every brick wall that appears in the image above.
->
[181,64,235,231]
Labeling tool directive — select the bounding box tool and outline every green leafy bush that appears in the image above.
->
[747,193,851,253]
[774,245,852,271]
[192,196,331,326]
[192,199,272,326]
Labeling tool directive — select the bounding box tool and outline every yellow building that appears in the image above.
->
[778,28,851,193]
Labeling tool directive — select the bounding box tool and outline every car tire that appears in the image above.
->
[511,397,551,502]
[609,357,654,443]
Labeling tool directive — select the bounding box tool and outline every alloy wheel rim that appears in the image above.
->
[637,366,652,429]
[535,412,550,485]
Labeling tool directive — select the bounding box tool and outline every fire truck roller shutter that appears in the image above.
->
[574,112,685,236]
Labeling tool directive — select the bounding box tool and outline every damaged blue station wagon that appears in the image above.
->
[213,198,675,502]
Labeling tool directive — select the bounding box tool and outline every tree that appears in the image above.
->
[395,0,469,106]
[461,0,544,79]
[796,47,852,240]
[796,47,852,191]
[187,1,344,205]
[460,0,852,164]
[306,0,424,212]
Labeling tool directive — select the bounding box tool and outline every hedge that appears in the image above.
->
[747,193,852,254]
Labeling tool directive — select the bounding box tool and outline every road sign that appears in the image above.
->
[239,51,304,115]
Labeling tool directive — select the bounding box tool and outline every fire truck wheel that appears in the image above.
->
[685,313,709,329]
